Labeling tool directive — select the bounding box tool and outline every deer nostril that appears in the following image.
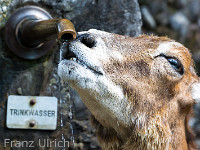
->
[77,34,96,48]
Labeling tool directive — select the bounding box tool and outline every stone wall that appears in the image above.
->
[0,0,142,149]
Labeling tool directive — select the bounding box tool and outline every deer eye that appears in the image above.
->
[159,54,184,75]
[167,57,184,75]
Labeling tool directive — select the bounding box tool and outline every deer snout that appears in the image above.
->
[77,33,96,48]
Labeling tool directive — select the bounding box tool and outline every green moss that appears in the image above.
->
[50,78,57,86]
[0,0,12,28]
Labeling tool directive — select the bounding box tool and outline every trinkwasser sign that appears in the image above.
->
[6,95,58,130]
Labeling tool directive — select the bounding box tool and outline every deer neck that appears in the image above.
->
[92,113,189,150]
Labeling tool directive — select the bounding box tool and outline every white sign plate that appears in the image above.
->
[6,95,58,130]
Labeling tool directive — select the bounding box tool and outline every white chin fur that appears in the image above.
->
[58,59,98,88]
[191,83,200,103]
[58,59,131,126]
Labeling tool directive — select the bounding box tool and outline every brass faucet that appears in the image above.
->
[5,6,76,59]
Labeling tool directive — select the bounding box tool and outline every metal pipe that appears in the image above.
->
[5,6,77,59]
[19,19,76,48]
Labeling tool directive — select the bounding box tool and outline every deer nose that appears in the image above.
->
[77,34,96,48]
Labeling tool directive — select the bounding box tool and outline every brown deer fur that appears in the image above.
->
[58,29,200,150]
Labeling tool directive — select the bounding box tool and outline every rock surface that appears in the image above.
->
[0,0,142,149]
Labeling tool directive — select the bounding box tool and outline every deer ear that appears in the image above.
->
[191,83,200,103]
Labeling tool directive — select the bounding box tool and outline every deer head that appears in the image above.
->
[58,29,200,150]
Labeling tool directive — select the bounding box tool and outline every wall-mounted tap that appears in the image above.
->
[5,6,76,59]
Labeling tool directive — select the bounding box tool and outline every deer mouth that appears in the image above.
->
[61,43,103,76]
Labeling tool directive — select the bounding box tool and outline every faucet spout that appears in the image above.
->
[19,19,76,48]
[5,6,77,59]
